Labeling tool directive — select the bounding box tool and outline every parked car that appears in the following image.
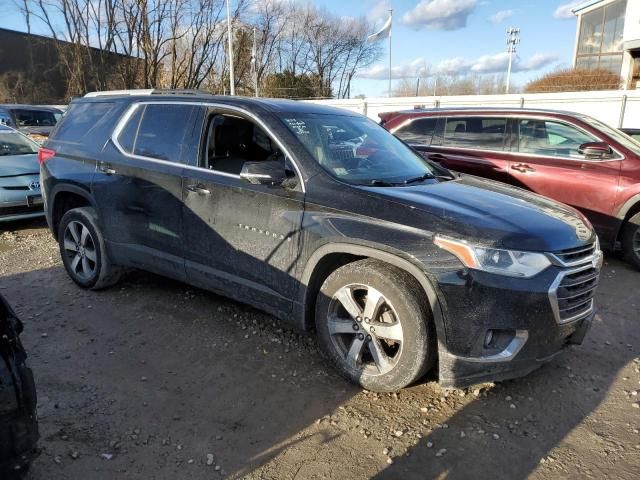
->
[0,125,44,222]
[0,105,63,144]
[41,91,601,391]
[382,108,640,269]
[620,128,640,142]
[0,293,38,477]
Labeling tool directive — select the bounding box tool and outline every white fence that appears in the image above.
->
[305,90,640,129]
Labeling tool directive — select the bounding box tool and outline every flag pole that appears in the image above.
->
[253,27,259,97]
[388,9,392,98]
[226,0,235,95]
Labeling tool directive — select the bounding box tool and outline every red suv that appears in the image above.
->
[382,108,640,269]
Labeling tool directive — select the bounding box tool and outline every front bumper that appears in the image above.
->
[434,262,598,388]
[0,198,45,223]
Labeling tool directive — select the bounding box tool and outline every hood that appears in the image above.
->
[362,175,595,252]
[0,154,40,177]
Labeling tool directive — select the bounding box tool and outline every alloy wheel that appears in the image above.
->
[63,220,98,281]
[327,284,404,375]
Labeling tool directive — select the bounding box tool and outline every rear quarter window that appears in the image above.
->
[50,101,119,146]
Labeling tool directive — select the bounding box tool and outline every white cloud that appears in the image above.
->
[367,0,392,24]
[358,51,559,79]
[553,1,583,20]
[402,0,478,31]
[488,9,513,25]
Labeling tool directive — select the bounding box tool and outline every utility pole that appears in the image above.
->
[505,26,520,94]
[226,0,235,95]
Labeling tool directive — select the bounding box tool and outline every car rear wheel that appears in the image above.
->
[622,212,640,270]
[58,207,122,289]
[315,259,435,392]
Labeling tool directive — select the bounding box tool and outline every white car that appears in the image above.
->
[0,125,44,222]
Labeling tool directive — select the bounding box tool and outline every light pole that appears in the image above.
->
[226,0,235,95]
[505,26,520,94]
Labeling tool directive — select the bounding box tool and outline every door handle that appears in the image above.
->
[98,164,116,175]
[511,163,536,173]
[186,184,211,195]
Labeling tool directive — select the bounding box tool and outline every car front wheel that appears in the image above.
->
[622,212,640,270]
[58,207,122,289]
[315,259,435,392]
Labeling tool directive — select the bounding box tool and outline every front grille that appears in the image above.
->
[555,267,598,322]
[551,243,596,266]
[0,205,43,216]
[2,186,30,191]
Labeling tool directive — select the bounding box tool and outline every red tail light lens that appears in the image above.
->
[38,147,56,165]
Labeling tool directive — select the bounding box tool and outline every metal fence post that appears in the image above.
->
[618,94,627,128]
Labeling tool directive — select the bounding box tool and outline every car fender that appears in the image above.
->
[298,242,448,351]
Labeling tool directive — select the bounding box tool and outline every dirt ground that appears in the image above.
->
[0,218,638,480]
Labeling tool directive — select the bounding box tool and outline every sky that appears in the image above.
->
[315,0,584,97]
[1,0,586,98]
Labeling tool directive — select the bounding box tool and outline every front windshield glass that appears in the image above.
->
[280,113,435,185]
[12,109,58,127]
[0,131,39,156]
[579,114,640,156]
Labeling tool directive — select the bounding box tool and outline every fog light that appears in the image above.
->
[484,330,494,348]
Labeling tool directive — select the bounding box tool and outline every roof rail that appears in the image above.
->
[84,88,215,98]
[84,89,154,97]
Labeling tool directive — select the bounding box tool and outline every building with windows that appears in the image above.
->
[572,0,640,89]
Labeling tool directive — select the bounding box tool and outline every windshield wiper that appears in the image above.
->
[401,173,435,185]
[367,179,396,187]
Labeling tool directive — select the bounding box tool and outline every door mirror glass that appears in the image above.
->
[578,141,613,159]
[240,161,288,185]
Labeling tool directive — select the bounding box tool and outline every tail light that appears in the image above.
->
[38,147,56,165]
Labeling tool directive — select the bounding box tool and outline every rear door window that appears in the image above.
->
[443,117,508,151]
[393,118,437,145]
[117,104,198,163]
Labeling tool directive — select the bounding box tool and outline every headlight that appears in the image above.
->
[434,235,551,278]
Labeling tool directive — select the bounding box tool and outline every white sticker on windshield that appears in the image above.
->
[284,118,310,135]
[333,167,348,176]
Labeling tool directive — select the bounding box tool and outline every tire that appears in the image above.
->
[621,212,640,270]
[315,259,436,392]
[57,207,122,289]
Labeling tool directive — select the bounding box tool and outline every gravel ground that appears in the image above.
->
[1,218,639,480]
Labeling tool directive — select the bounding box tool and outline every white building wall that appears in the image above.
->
[305,90,640,128]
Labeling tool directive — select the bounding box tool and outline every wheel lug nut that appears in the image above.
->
[364,318,370,323]
[353,324,359,331]
[356,316,362,323]
[370,327,375,333]
[366,335,372,341]
[358,333,364,340]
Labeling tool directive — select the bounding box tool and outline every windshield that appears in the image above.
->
[579,115,640,156]
[11,109,58,127]
[0,131,39,156]
[280,113,436,185]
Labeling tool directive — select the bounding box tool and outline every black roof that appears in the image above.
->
[77,90,360,117]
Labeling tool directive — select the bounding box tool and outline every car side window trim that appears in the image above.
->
[111,101,305,192]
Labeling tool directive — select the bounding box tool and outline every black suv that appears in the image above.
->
[40,91,602,391]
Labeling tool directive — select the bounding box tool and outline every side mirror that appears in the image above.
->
[578,142,613,159]
[240,161,288,186]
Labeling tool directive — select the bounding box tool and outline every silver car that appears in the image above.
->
[0,125,44,222]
